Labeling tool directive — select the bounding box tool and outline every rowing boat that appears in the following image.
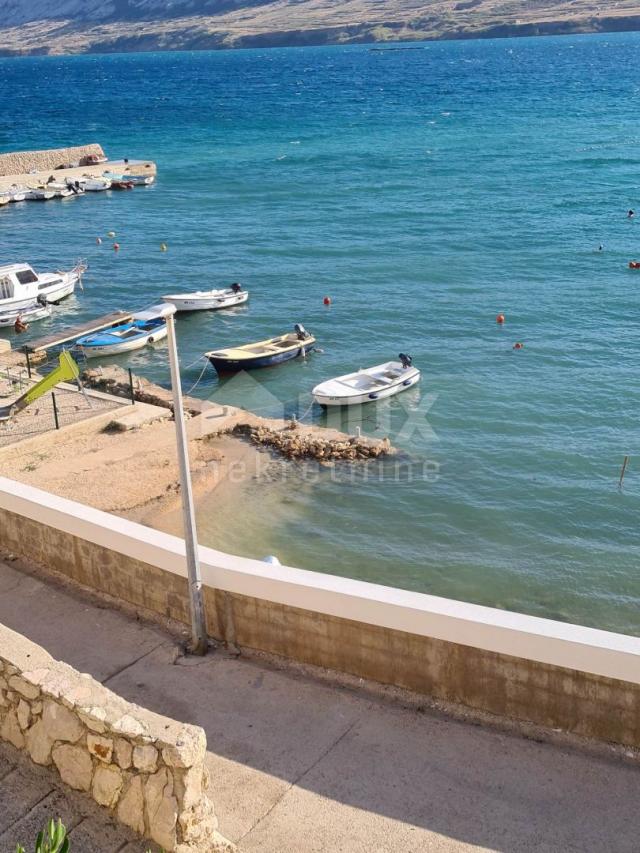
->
[206,324,315,373]
[312,355,420,406]
[163,284,248,312]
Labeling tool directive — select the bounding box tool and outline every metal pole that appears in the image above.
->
[25,350,32,379]
[165,311,208,655]
[52,392,60,430]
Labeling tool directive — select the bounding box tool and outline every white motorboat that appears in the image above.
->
[0,301,52,328]
[5,185,27,203]
[312,355,421,407]
[25,187,56,201]
[0,261,86,313]
[0,195,9,207]
[80,176,111,192]
[75,304,168,358]
[45,180,75,199]
[162,283,248,312]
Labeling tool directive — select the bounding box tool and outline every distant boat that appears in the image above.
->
[103,172,154,186]
[0,195,9,207]
[75,305,168,358]
[163,283,248,312]
[79,176,111,192]
[25,187,56,201]
[6,185,27,202]
[0,301,52,328]
[206,324,315,373]
[312,355,420,406]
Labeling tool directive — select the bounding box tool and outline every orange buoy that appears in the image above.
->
[113,243,120,252]
[96,237,102,245]
[496,313,505,324]
[323,296,331,306]
[513,342,524,350]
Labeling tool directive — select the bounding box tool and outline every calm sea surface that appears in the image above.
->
[1,33,639,633]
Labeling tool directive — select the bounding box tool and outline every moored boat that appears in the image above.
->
[206,324,315,374]
[0,261,86,313]
[7,185,27,202]
[312,355,420,406]
[0,195,9,207]
[103,172,154,186]
[25,187,56,201]
[163,283,248,312]
[0,301,52,328]
[79,176,111,192]
[74,305,168,358]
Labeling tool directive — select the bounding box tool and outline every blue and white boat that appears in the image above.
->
[75,305,168,359]
[206,324,315,374]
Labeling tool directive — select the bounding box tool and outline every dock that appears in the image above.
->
[24,311,133,354]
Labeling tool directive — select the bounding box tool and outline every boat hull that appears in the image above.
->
[78,325,168,358]
[0,304,52,327]
[314,367,421,407]
[163,291,249,312]
[208,340,314,374]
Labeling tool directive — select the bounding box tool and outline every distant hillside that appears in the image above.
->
[1,0,640,55]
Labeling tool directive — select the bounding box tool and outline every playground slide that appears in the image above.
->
[0,351,81,422]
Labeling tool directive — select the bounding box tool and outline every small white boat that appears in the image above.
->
[312,355,420,406]
[0,301,52,328]
[25,187,56,201]
[79,176,111,192]
[162,283,248,312]
[7,185,27,203]
[75,304,168,358]
[0,261,86,313]
[0,195,9,207]
[103,171,154,186]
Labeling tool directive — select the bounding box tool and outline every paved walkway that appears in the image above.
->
[0,556,639,852]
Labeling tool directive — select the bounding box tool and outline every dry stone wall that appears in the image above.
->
[0,144,105,176]
[0,622,233,852]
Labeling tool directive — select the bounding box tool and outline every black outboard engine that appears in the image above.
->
[399,353,412,369]
[36,294,48,307]
[295,323,309,341]
[230,282,242,294]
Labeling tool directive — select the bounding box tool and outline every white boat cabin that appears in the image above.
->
[0,263,77,311]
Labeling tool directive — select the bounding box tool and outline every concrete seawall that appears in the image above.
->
[0,144,105,177]
[1,477,639,749]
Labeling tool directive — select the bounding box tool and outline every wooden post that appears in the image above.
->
[128,368,135,405]
[619,455,630,490]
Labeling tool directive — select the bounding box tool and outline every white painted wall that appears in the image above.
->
[1,476,639,685]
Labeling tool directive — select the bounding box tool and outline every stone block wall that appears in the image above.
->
[0,622,233,852]
[0,144,105,177]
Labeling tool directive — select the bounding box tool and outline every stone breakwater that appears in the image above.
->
[0,144,105,177]
[82,365,396,460]
[232,422,394,461]
[0,621,234,852]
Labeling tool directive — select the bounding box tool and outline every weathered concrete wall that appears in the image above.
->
[0,620,233,852]
[0,144,105,177]
[2,501,640,750]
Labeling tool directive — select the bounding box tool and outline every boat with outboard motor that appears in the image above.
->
[312,355,420,406]
[0,261,85,314]
[79,176,111,192]
[103,172,154,186]
[206,324,315,374]
[24,187,56,201]
[0,300,52,328]
[163,283,248,312]
[74,304,168,358]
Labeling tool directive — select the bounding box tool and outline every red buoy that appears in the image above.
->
[496,313,505,324]
[113,243,120,251]
[513,342,524,350]
[323,296,331,306]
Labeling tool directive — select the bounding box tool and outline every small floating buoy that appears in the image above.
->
[160,242,168,252]
[113,243,120,252]
[323,296,331,306]
[96,237,102,245]
[496,313,505,324]
[513,342,524,350]
[629,261,640,269]
[107,231,116,238]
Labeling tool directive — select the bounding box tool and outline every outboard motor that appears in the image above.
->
[295,323,309,341]
[36,294,48,307]
[399,353,413,369]
[230,282,242,294]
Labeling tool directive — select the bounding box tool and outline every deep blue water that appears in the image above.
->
[1,33,640,633]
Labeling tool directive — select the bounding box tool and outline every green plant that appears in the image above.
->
[16,818,69,853]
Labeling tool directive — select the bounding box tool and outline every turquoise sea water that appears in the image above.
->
[1,33,639,634]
